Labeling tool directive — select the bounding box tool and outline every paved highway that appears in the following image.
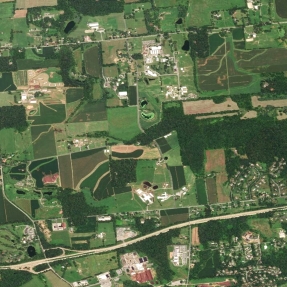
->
[1,205,286,274]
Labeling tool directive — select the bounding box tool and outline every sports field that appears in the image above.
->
[108,107,141,140]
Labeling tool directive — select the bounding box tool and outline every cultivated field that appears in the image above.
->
[206,178,217,204]
[66,88,83,103]
[169,166,186,190]
[71,148,107,189]
[58,155,73,189]
[196,112,238,120]
[12,70,28,87]
[84,45,102,77]
[183,98,239,115]
[16,0,57,9]
[252,96,287,108]
[205,149,226,173]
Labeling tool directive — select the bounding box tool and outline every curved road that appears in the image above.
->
[1,205,286,273]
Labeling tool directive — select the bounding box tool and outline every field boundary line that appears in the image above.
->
[92,170,110,193]
[237,49,267,63]
[41,101,58,112]
[201,54,227,77]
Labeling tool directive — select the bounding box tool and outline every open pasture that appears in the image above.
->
[156,137,172,154]
[111,145,160,159]
[84,45,102,78]
[0,92,14,106]
[66,121,109,135]
[186,0,246,27]
[160,208,189,226]
[136,160,156,183]
[103,65,118,77]
[159,7,178,32]
[58,155,73,189]
[70,101,107,122]
[97,222,116,245]
[71,148,107,189]
[45,271,70,287]
[216,173,230,203]
[107,107,141,141]
[183,98,239,115]
[73,48,82,73]
[102,40,126,65]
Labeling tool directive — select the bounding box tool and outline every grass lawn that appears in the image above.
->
[159,7,178,32]
[163,131,182,166]
[0,92,15,106]
[136,160,156,183]
[46,67,63,83]
[50,230,71,247]
[108,107,141,140]
[97,222,116,245]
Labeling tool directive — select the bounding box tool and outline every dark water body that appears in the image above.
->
[141,112,154,120]
[176,18,183,24]
[10,174,25,181]
[153,185,158,190]
[11,164,26,173]
[27,246,36,257]
[141,100,148,108]
[16,190,26,195]
[0,73,17,92]
[64,21,76,34]
[181,40,190,51]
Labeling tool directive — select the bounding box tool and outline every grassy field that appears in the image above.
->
[163,131,182,166]
[58,154,73,188]
[73,48,82,73]
[159,7,178,32]
[196,179,208,205]
[66,121,109,134]
[45,67,63,83]
[22,275,46,287]
[50,230,71,247]
[136,160,156,183]
[66,88,83,103]
[45,271,70,287]
[29,103,66,125]
[108,107,141,140]
[102,39,126,65]
[97,222,116,245]
[93,80,102,100]
[186,0,246,26]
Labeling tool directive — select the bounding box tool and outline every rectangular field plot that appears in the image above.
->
[29,103,66,125]
[206,178,217,204]
[45,271,70,287]
[156,137,171,153]
[128,86,137,106]
[32,127,57,159]
[102,40,126,65]
[136,160,156,183]
[196,179,208,205]
[163,131,182,166]
[216,173,230,203]
[69,101,107,122]
[50,230,71,247]
[205,149,226,173]
[58,155,73,189]
[97,222,116,245]
[169,166,186,190]
[66,121,109,134]
[160,208,189,226]
[84,45,102,77]
[66,88,83,103]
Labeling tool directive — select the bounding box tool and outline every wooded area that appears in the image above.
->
[0,106,28,131]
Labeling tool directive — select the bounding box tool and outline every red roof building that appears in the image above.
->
[42,173,59,184]
[135,270,153,283]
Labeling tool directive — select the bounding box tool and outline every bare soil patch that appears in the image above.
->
[16,0,57,9]
[196,112,238,120]
[191,227,200,245]
[205,149,225,173]
[241,110,257,119]
[14,9,27,18]
[183,98,239,115]
[252,96,287,108]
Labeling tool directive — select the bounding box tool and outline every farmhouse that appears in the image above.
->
[97,272,112,287]
[52,222,66,231]
[97,215,112,222]
[42,173,59,185]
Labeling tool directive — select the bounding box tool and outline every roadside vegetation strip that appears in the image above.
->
[77,159,109,190]
[5,206,283,272]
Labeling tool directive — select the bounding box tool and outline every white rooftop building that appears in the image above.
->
[88,22,99,30]
[118,91,128,99]
[149,46,162,55]
[97,215,112,221]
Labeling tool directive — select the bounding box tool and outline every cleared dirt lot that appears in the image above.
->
[14,9,27,18]
[252,96,287,108]
[183,98,239,115]
[196,112,238,120]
